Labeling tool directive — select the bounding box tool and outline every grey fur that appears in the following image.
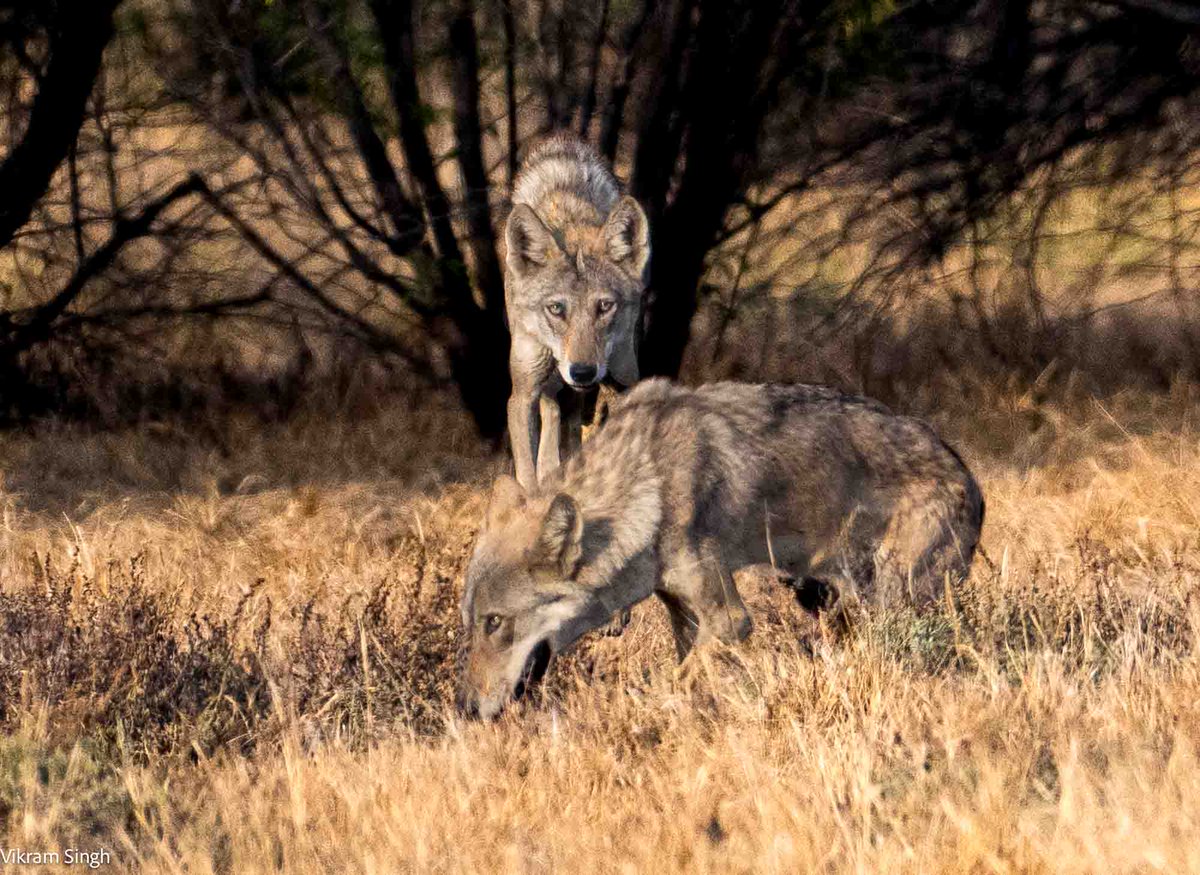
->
[512,137,621,218]
[504,134,650,491]
[458,379,984,719]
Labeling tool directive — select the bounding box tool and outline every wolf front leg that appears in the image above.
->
[656,541,753,660]
[536,392,562,484]
[508,390,541,492]
[508,340,559,491]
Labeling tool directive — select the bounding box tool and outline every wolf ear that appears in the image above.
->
[529,493,584,578]
[602,196,650,279]
[506,204,557,277]
[486,474,525,526]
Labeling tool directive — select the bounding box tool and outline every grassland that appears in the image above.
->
[0,359,1198,874]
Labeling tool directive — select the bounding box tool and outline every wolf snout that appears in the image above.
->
[566,363,600,386]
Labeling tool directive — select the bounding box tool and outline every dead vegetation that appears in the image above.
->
[1,351,1200,872]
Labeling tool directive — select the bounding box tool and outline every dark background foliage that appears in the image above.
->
[0,0,1197,433]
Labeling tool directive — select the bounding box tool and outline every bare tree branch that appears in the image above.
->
[0,0,123,250]
[1,174,206,359]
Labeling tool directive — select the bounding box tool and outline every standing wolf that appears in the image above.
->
[458,379,984,719]
[504,136,651,491]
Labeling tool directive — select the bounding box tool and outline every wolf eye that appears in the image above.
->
[546,301,566,318]
[596,299,616,315]
[483,614,503,635]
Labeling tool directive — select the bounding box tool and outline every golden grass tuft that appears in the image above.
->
[2,375,1200,873]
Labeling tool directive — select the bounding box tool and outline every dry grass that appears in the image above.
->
[2,370,1200,873]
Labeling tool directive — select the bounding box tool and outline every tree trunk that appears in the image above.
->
[368,0,510,438]
[577,0,611,137]
[0,175,205,405]
[639,0,787,377]
[0,0,123,251]
[302,0,427,254]
[598,0,658,161]
[502,0,520,190]
[450,0,506,316]
[630,0,696,227]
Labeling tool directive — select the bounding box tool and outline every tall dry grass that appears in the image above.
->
[1,363,1199,873]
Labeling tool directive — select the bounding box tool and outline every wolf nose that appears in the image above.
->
[567,363,598,385]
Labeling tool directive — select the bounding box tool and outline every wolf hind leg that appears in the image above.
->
[874,484,981,609]
[788,540,879,638]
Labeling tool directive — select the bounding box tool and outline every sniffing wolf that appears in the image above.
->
[504,135,650,491]
[458,379,984,720]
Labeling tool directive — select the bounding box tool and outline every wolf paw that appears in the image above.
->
[599,608,632,637]
[790,576,839,614]
[769,568,797,588]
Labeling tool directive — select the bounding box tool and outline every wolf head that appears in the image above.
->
[457,475,613,719]
[505,196,650,388]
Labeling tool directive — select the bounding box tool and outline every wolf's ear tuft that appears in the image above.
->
[506,204,557,276]
[602,196,650,279]
[530,493,584,578]
[486,474,525,525]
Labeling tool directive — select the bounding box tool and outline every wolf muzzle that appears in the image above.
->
[456,639,553,720]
